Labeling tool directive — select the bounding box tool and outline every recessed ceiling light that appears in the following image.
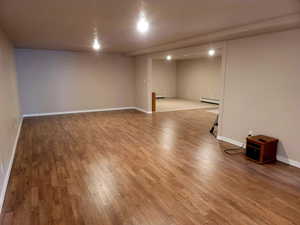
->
[208,49,216,56]
[93,39,101,51]
[137,13,149,34]
[166,55,172,61]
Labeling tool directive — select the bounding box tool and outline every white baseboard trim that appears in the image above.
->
[134,107,152,114]
[0,117,23,213]
[23,107,155,118]
[23,107,137,117]
[200,97,220,105]
[276,155,300,168]
[217,136,245,148]
[217,136,300,168]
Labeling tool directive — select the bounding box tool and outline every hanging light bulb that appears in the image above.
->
[137,12,149,34]
[166,55,172,61]
[93,38,101,51]
[208,49,216,56]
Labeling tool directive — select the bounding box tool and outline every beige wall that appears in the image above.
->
[0,29,20,208]
[16,49,135,115]
[221,29,300,163]
[176,56,222,101]
[135,56,152,112]
[152,60,176,98]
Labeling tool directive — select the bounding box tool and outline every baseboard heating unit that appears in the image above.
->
[200,97,220,105]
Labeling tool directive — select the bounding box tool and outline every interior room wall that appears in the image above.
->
[135,56,152,113]
[221,28,300,164]
[152,59,176,98]
[16,49,136,115]
[0,29,21,209]
[176,56,222,101]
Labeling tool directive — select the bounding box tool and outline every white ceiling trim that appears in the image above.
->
[127,13,300,56]
[148,42,224,60]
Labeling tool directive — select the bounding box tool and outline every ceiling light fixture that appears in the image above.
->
[137,12,149,34]
[208,49,216,56]
[166,55,172,61]
[93,38,101,51]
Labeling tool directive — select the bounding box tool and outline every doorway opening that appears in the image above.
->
[151,48,222,114]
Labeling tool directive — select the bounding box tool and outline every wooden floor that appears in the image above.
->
[1,109,300,225]
[156,98,216,112]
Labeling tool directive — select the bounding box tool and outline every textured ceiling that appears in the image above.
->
[0,0,299,53]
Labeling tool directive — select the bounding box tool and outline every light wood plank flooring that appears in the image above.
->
[1,109,300,225]
[156,98,216,112]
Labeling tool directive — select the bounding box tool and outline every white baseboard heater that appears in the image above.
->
[200,97,220,105]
